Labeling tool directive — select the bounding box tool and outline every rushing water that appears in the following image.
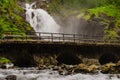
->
[0,68,120,80]
[25,3,60,36]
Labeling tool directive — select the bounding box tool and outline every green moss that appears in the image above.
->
[84,15,91,20]
[104,30,118,40]
[0,0,33,38]
[0,57,11,64]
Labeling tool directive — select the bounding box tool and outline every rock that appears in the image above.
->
[83,58,100,66]
[87,64,98,72]
[101,63,117,73]
[99,53,119,65]
[74,64,88,73]
[74,64,99,73]
[38,65,47,70]
[56,53,82,65]
[116,61,120,66]
[53,66,59,70]
[6,75,17,80]
[58,68,64,75]
[100,61,120,73]
[0,64,6,69]
[0,63,14,69]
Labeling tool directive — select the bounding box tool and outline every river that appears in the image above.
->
[0,68,120,80]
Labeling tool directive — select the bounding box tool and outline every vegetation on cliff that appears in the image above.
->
[0,0,33,38]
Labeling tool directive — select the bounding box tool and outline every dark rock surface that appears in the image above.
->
[6,75,17,80]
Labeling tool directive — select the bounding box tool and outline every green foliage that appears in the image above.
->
[0,57,11,64]
[89,5,119,18]
[104,30,118,40]
[0,0,33,38]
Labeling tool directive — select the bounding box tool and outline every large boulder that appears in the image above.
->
[6,75,17,80]
[56,53,82,65]
[99,53,119,65]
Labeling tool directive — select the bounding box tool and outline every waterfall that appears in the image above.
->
[25,3,60,36]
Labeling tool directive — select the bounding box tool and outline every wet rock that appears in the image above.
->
[53,66,59,70]
[6,75,17,80]
[38,65,48,70]
[87,64,98,72]
[99,53,119,65]
[100,61,120,74]
[74,64,98,73]
[0,64,6,69]
[58,68,64,75]
[101,63,116,73]
[0,63,14,69]
[56,53,82,65]
[83,58,100,66]
[74,64,88,73]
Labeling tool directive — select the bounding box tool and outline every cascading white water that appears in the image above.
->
[25,3,60,36]
[0,68,120,80]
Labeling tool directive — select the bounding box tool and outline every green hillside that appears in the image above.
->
[0,0,33,37]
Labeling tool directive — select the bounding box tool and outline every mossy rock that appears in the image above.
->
[0,57,11,64]
[100,61,120,73]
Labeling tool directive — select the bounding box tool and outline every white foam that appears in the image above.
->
[25,3,60,36]
[0,69,119,80]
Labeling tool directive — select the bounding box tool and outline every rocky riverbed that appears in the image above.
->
[1,58,120,75]
[37,61,120,75]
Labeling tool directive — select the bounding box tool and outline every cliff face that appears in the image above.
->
[0,0,34,38]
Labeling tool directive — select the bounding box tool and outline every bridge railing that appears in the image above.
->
[1,31,120,43]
